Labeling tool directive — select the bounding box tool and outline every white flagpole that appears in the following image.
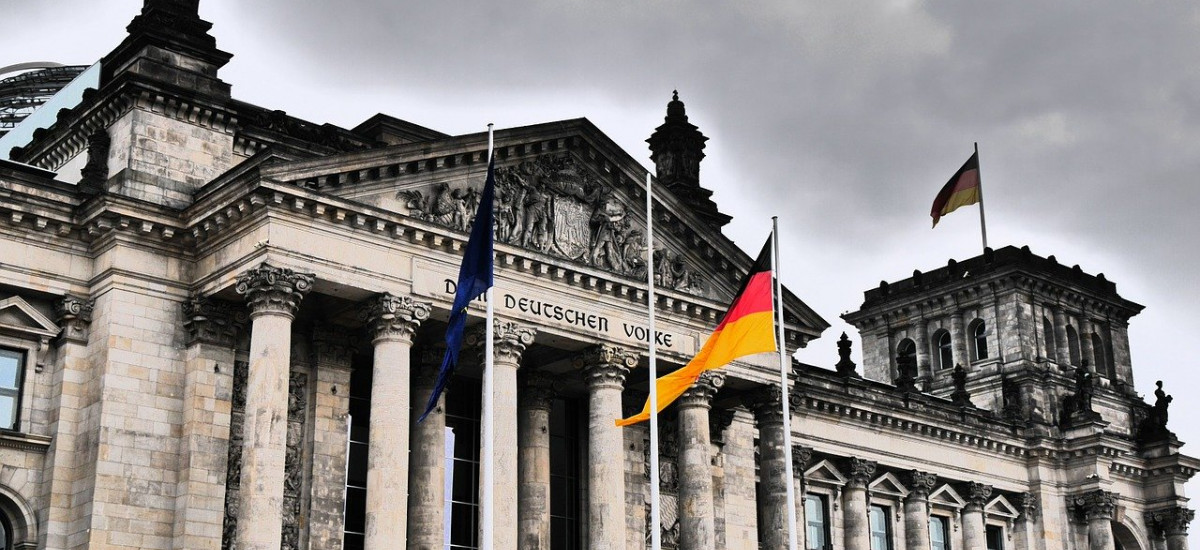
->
[975,142,988,252]
[773,217,800,550]
[481,124,496,549]
[646,172,662,550]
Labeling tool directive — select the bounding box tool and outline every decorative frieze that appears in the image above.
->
[235,263,314,317]
[364,293,431,343]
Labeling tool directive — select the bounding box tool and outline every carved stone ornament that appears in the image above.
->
[399,153,706,294]
[220,361,250,550]
[519,370,557,411]
[55,295,94,342]
[747,385,785,424]
[1018,492,1040,522]
[578,343,639,389]
[182,295,245,347]
[894,352,919,392]
[365,293,431,343]
[678,371,724,408]
[965,482,993,509]
[846,457,877,487]
[487,322,537,365]
[1067,490,1116,521]
[791,445,814,475]
[907,471,938,499]
[950,364,974,407]
[1146,506,1195,537]
[235,263,314,317]
[282,370,309,550]
[834,332,860,378]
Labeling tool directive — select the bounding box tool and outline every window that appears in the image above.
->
[0,349,24,431]
[1042,317,1056,362]
[869,505,892,550]
[933,330,953,371]
[930,516,950,550]
[0,511,8,550]
[805,494,830,550]
[1066,326,1081,366]
[446,378,483,550]
[897,339,916,361]
[1091,333,1110,377]
[549,398,581,550]
[342,357,372,550]
[985,524,1004,550]
[969,320,988,361]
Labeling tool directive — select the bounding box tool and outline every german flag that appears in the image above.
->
[931,151,981,227]
[617,237,776,426]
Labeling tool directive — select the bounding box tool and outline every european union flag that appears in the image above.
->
[419,155,495,422]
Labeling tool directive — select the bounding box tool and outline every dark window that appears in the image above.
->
[549,398,581,550]
[985,524,1004,550]
[1066,326,1081,366]
[0,348,24,431]
[897,339,916,361]
[1092,333,1111,377]
[805,494,829,550]
[970,320,988,361]
[1042,317,1056,362]
[930,516,950,550]
[933,330,953,371]
[0,510,9,550]
[869,505,891,550]
[342,356,373,550]
[446,378,483,550]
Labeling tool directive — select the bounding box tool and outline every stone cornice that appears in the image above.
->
[0,431,52,453]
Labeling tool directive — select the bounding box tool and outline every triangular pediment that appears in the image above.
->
[929,484,966,509]
[0,296,59,338]
[869,472,909,499]
[804,459,847,487]
[986,495,1019,519]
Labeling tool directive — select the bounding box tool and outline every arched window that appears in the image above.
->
[932,330,953,371]
[1042,316,1056,362]
[0,509,10,550]
[1091,333,1111,377]
[969,319,988,361]
[1066,326,1081,366]
[897,339,916,361]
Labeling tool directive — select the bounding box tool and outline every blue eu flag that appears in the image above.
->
[419,156,495,422]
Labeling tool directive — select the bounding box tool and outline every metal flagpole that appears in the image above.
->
[481,123,496,549]
[975,142,988,251]
[646,172,662,550]
[773,217,799,550]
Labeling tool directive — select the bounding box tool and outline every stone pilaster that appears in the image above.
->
[843,458,877,550]
[1080,317,1096,372]
[1069,490,1116,550]
[904,471,937,550]
[914,317,930,374]
[481,321,537,550]
[951,312,969,368]
[1052,306,1069,365]
[581,344,637,550]
[43,296,93,550]
[678,371,723,550]
[409,345,447,550]
[792,446,813,550]
[234,263,313,550]
[363,294,430,550]
[518,371,556,550]
[1012,492,1040,550]
[749,386,791,550]
[963,482,993,550]
[308,325,354,550]
[173,297,241,550]
[1148,507,1195,550]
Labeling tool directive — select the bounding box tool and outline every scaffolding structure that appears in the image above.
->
[0,64,88,137]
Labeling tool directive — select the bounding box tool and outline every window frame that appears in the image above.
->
[868,504,893,550]
[968,319,988,362]
[929,515,951,550]
[984,523,1005,550]
[932,329,953,371]
[803,492,832,550]
[0,348,25,433]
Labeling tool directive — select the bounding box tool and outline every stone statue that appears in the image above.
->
[895,351,919,392]
[951,364,973,407]
[1153,380,1172,427]
[1138,380,1176,444]
[1074,365,1094,413]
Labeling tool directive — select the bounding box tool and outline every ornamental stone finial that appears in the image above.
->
[835,332,860,378]
[235,263,314,318]
[364,293,431,343]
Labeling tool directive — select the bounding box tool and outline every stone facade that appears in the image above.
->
[0,2,1195,550]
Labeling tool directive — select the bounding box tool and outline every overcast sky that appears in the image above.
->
[6,0,1200,541]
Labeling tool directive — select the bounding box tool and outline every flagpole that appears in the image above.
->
[975,142,988,251]
[646,172,662,550]
[773,217,799,550]
[481,123,496,549]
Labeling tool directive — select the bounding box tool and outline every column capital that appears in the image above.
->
[519,371,557,411]
[845,457,877,488]
[235,263,314,319]
[746,385,787,424]
[365,293,431,344]
[489,321,537,365]
[183,295,245,347]
[1018,492,1041,522]
[965,482,993,510]
[678,371,724,409]
[1067,489,1115,521]
[1147,506,1195,537]
[792,445,814,475]
[580,344,636,390]
[906,470,938,500]
[55,294,94,343]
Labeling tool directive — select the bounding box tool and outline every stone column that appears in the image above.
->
[363,294,431,550]
[580,345,637,550]
[481,321,537,550]
[1079,317,1096,373]
[1052,306,1069,366]
[1149,507,1195,550]
[904,471,937,550]
[793,446,813,550]
[951,312,969,368]
[914,317,931,374]
[308,325,355,550]
[44,296,93,550]
[1011,492,1040,550]
[409,345,447,550]
[962,482,992,550]
[749,386,791,550]
[518,371,556,550]
[174,297,241,550]
[678,371,724,550]
[843,458,877,550]
[1069,491,1116,550]
[234,264,313,550]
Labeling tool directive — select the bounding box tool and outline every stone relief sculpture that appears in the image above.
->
[397,153,706,295]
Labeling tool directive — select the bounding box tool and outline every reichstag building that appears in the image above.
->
[0,1,1194,549]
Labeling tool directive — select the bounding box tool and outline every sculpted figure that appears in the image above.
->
[521,185,551,251]
[589,195,627,271]
[429,182,456,226]
[1152,380,1173,428]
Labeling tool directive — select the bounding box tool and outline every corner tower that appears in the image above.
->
[647,91,730,228]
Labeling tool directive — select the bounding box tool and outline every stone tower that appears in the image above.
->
[647,91,730,228]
